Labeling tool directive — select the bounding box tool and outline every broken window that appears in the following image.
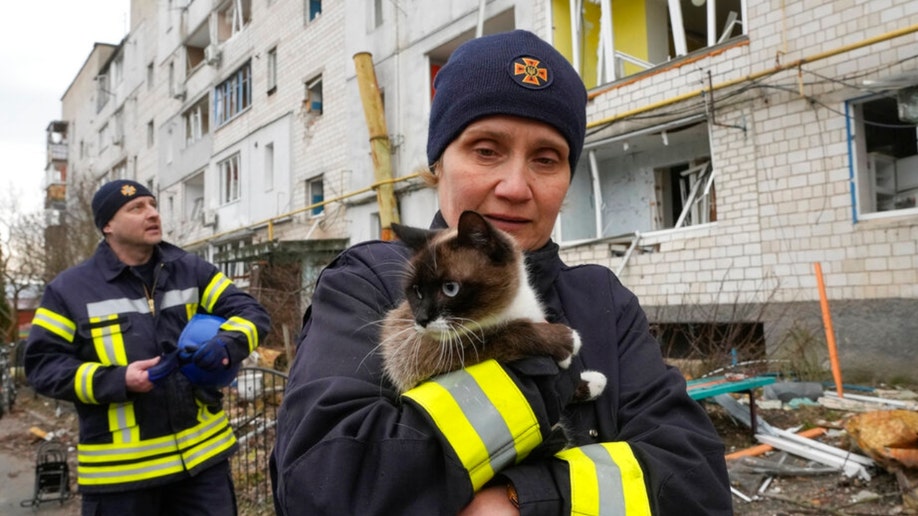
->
[219,153,242,204]
[184,21,211,72]
[850,93,918,217]
[215,61,252,126]
[305,76,323,115]
[551,0,746,89]
[305,0,321,23]
[183,95,210,146]
[185,171,205,222]
[559,118,714,242]
[96,73,110,113]
[307,175,324,216]
[267,47,278,93]
[217,0,251,43]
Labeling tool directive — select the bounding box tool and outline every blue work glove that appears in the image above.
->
[504,355,581,427]
[183,338,230,371]
[147,350,182,385]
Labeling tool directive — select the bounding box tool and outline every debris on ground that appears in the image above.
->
[707,379,918,514]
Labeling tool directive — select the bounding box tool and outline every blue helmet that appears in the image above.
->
[178,314,240,388]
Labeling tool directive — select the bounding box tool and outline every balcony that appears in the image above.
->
[48,142,68,162]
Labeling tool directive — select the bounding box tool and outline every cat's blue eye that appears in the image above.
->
[413,285,423,299]
[442,282,460,297]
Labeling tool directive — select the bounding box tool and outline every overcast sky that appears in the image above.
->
[0,1,130,214]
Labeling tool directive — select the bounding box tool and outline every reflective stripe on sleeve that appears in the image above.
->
[32,308,76,342]
[74,363,101,404]
[221,316,259,352]
[402,359,542,491]
[556,442,651,516]
[201,273,232,312]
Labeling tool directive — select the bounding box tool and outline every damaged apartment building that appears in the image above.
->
[46,0,918,381]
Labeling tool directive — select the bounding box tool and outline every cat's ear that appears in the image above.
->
[391,223,436,251]
[456,211,513,263]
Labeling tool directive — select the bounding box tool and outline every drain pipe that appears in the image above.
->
[353,52,400,240]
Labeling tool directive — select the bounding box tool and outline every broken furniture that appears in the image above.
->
[20,440,72,508]
[687,375,776,435]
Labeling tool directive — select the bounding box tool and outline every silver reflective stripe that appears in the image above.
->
[33,310,76,341]
[177,413,228,446]
[87,297,149,317]
[435,369,518,472]
[95,319,122,365]
[184,428,234,465]
[581,444,627,515]
[78,436,179,459]
[112,403,132,442]
[162,287,198,309]
[78,456,184,479]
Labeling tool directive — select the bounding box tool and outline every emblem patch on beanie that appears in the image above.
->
[509,56,552,89]
[121,184,137,197]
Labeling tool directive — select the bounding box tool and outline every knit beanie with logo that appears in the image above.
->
[426,29,588,174]
[92,179,155,232]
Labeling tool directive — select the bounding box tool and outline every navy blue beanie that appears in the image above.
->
[427,30,587,173]
[92,179,155,232]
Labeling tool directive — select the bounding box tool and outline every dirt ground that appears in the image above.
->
[3,381,916,515]
[0,388,80,515]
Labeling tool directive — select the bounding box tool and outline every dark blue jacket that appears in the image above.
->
[25,240,270,493]
[271,217,731,515]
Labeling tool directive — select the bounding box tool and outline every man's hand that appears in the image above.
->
[125,356,162,393]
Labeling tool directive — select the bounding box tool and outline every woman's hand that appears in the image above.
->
[458,485,519,515]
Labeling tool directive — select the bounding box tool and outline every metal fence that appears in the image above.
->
[224,366,288,515]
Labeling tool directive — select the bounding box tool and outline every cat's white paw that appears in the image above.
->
[579,370,607,400]
[557,330,581,370]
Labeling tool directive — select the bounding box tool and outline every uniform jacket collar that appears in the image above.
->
[94,240,185,282]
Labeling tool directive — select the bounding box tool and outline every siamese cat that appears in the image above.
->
[380,210,606,403]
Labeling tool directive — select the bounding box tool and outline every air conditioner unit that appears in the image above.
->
[202,209,218,227]
[204,45,222,66]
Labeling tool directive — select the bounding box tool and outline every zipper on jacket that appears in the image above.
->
[143,265,161,316]
[143,284,155,316]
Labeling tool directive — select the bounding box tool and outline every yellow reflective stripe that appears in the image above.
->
[108,402,139,443]
[222,316,259,352]
[79,432,182,463]
[90,314,128,366]
[33,308,76,342]
[403,360,541,491]
[556,443,651,516]
[78,453,186,485]
[76,415,235,486]
[74,363,101,404]
[465,362,542,457]
[201,273,232,312]
[183,425,236,470]
[406,380,494,488]
[186,303,198,320]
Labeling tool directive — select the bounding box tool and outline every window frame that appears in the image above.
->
[219,153,242,204]
[848,93,918,221]
[214,62,252,126]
